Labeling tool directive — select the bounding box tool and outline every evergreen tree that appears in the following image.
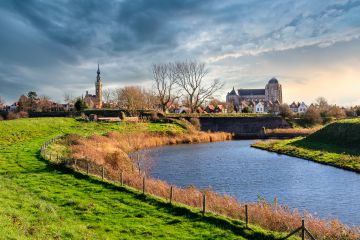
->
[74,98,88,111]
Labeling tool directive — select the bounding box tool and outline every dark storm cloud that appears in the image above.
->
[0,0,360,104]
[7,0,210,53]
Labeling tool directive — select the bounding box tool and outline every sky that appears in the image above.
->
[0,0,360,106]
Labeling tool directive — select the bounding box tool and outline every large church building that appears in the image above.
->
[226,78,282,112]
[84,64,103,109]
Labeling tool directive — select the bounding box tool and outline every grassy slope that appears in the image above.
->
[0,118,288,239]
[253,118,360,172]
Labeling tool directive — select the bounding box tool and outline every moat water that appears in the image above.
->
[142,140,360,226]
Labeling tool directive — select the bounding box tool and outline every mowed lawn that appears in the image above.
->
[0,118,285,239]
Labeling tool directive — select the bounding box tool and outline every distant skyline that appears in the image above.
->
[0,0,360,106]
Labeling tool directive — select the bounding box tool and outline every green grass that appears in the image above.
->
[253,118,360,172]
[0,118,291,239]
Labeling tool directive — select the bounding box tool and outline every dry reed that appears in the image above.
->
[67,131,359,240]
[265,127,320,135]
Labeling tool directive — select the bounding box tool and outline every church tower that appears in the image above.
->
[265,78,282,103]
[95,64,103,108]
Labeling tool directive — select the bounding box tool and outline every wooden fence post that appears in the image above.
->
[87,161,89,175]
[281,218,316,240]
[169,186,173,204]
[301,219,305,240]
[102,166,105,180]
[245,205,248,228]
[142,175,146,194]
[202,193,206,216]
[74,159,77,170]
[120,171,124,186]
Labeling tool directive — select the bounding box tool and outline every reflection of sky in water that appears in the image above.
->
[137,140,360,226]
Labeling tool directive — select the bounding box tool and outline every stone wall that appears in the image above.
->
[199,117,290,137]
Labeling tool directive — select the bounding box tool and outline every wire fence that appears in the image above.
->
[40,136,317,240]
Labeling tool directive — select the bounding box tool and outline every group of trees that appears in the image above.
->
[279,97,360,125]
[81,60,224,113]
[152,60,223,112]
[17,92,59,112]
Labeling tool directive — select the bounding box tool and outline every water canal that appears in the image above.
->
[143,140,360,226]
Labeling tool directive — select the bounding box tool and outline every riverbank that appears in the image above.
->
[2,118,281,239]
[252,118,360,173]
[49,122,360,239]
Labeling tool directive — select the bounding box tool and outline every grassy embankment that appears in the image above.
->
[253,118,360,172]
[48,119,359,239]
[0,117,290,239]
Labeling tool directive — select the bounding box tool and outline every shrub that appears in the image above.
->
[303,107,322,125]
[18,111,28,118]
[189,118,201,130]
[149,112,159,121]
[242,106,253,113]
[327,106,346,119]
[279,104,294,119]
[120,111,126,120]
[74,98,87,111]
[7,112,20,120]
[5,111,29,120]
[356,108,360,117]
[79,112,88,121]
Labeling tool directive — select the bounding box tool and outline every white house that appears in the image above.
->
[297,102,308,114]
[255,102,265,113]
[176,106,191,114]
[9,102,18,112]
[289,101,308,114]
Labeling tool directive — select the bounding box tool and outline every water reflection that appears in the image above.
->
[142,140,360,226]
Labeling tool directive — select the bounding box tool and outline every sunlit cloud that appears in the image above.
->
[0,0,359,106]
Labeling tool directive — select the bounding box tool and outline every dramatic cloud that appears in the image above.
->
[0,0,359,105]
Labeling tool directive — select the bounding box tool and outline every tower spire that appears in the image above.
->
[95,64,103,108]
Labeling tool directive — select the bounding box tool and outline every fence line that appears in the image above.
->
[40,136,317,240]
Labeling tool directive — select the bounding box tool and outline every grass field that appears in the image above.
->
[253,118,360,172]
[0,118,289,239]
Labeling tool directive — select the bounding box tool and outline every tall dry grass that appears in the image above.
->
[265,127,321,136]
[66,132,359,240]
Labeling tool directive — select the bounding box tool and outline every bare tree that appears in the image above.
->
[328,105,346,119]
[152,63,178,112]
[0,96,5,111]
[279,104,294,118]
[18,94,30,111]
[315,97,330,116]
[173,60,224,112]
[64,93,76,104]
[113,86,155,115]
[304,106,322,125]
[37,95,53,112]
[102,88,113,104]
